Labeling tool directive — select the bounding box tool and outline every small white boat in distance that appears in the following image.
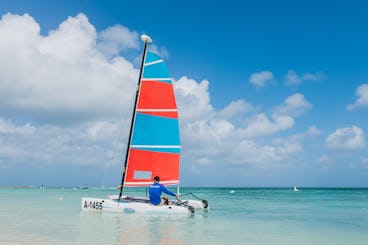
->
[293,186,300,192]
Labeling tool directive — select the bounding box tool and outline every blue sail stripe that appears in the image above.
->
[143,52,171,84]
[131,113,180,146]
[143,62,170,79]
[145,52,161,64]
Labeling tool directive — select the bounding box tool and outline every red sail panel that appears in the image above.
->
[138,80,177,110]
[124,148,180,186]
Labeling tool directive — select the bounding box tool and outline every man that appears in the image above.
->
[149,176,177,205]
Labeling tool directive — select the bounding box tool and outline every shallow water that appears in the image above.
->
[1,187,367,244]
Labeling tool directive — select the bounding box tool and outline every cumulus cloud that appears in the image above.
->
[173,76,312,167]
[361,156,368,164]
[290,125,321,141]
[97,25,139,58]
[249,70,273,88]
[236,93,312,139]
[347,84,368,110]
[326,126,365,151]
[174,76,214,123]
[0,13,139,124]
[0,12,319,175]
[317,155,329,163]
[228,126,320,166]
[242,113,294,138]
[174,76,316,167]
[285,70,324,85]
[218,99,253,119]
[0,118,124,166]
[272,93,312,117]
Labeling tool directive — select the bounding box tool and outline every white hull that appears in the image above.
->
[81,196,208,214]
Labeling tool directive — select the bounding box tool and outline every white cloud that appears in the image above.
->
[361,156,368,165]
[347,83,368,110]
[218,99,253,119]
[242,113,294,138]
[226,136,306,167]
[174,76,214,123]
[318,155,329,163]
[228,140,279,166]
[0,13,139,124]
[97,25,139,58]
[183,119,235,145]
[180,119,236,165]
[174,76,316,167]
[273,138,303,155]
[249,70,273,88]
[0,12,320,175]
[0,117,123,166]
[273,93,312,117]
[285,70,324,85]
[326,126,365,151]
[87,120,126,142]
[147,44,169,60]
[290,125,321,141]
[241,94,312,139]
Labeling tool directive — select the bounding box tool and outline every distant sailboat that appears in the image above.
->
[293,186,300,192]
[81,34,208,214]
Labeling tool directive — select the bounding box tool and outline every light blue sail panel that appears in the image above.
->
[143,52,170,82]
[143,63,170,80]
[131,113,180,148]
[145,52,161,64]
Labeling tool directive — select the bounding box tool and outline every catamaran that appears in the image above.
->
[81,34,208,214]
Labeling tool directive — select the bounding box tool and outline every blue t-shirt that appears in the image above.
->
[149,183,175,205]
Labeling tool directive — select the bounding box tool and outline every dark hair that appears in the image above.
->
[154,176,160,182]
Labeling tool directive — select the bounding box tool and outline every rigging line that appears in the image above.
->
[103,91,134,189]
[175,196,188,206]
[104,91,136,189]
[179,192,204,201]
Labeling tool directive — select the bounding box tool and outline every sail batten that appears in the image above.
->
[142,78,172,82]
[144,59,164,66]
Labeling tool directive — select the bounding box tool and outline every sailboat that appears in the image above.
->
[81,35,208,214]
[293,186,299,192]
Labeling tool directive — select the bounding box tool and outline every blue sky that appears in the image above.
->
[0,0,367,187]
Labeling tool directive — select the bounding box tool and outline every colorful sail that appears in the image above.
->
[124,52,180,187]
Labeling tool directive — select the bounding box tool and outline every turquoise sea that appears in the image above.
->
[0,187,367,245]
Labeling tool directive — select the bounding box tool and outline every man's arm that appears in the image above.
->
[161,185,176,197]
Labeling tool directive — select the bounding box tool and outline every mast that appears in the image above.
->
[118,34,152,199]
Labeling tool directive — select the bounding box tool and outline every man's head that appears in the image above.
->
[153,176,160,183]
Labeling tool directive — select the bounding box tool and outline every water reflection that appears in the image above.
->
[115,215,183,245]
[79,212,185,244]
